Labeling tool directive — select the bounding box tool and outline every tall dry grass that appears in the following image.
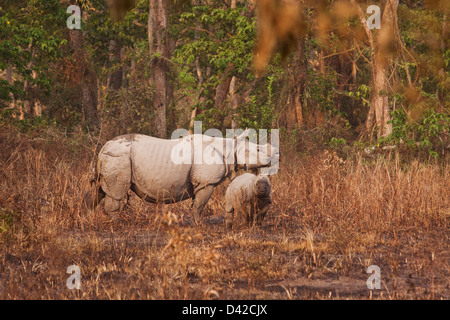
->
[272,150,448,249]
[0,125,448,299]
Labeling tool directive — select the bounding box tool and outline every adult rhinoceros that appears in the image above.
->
[84,130,279,223]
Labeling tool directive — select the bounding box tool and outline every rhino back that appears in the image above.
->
[130,135,193,202]
[226,173,256,204]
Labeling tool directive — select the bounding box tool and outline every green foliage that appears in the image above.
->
[102,85,154,136]
[85,0,148,72]
[174,5,255,74]
[0,0,67,108]
[398,5,449,107]
[238,75,276,130]
[387,108,409,144]
[306,68,338,114]
[0,0,447,161]
[329,137,347,149]
[347,84,370,107]
[0,108,59,133]
[175,5,255,73]
[173,2,256,127]
[385,109,450,157]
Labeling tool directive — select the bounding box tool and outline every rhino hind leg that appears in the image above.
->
[192,185,215,224]
[101,172,130,212]
[99,150,132,213]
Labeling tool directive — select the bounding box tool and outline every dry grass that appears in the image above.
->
[0,125,449,300]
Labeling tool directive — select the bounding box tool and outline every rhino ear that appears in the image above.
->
[236,128,250,141]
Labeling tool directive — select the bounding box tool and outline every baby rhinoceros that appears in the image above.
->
[225,173,272,229]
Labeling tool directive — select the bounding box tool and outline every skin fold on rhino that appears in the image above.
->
[83,131,278,224]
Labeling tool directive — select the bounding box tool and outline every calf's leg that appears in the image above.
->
[225,208,234,230]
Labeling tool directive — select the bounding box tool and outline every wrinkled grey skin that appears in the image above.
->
[84,131,278,224]
[224,173,272,229]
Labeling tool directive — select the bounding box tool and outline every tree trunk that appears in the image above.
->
[31,68,42,117]
[211,0,239,128]
[189,57,206,132]
[20,45,35,119]
[5,66,17,116]
[68,29,100,131]
[214,64,233,112]
[437,13,447,112]
[369,0,398,138]
[229,76,239,129]
[149,0,173,138]
[285,35,307,129]
[352,0,397,138]
[371,57,391,137]
[107,39,123,90]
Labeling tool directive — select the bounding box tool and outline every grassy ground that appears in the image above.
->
[0,125,449,299]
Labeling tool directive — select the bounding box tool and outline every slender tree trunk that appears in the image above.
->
[19,45,35,119]
[31,68,42,116]
[227,1,239,128]
[5,66,17,116]
[437,13,447,112]
[370,0,398,137]
[149,0,173,138]
[285,35,307,129]
[352,0,397,138]
[189,57,206,132]
[211,0,239,128]
[68,28,100,131]
[107,39,123,90]
[214,64,233,111]
[229,76,239,129]
[372,58,390,137]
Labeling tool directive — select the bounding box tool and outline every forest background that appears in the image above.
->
[0,0,449,300]
[0,0,448,156]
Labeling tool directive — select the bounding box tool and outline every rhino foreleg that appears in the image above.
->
[104,195,121,212]
[225,199,234,229]
[225,208,234,230]
[83,184,106,210]
[192,185,214,224]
